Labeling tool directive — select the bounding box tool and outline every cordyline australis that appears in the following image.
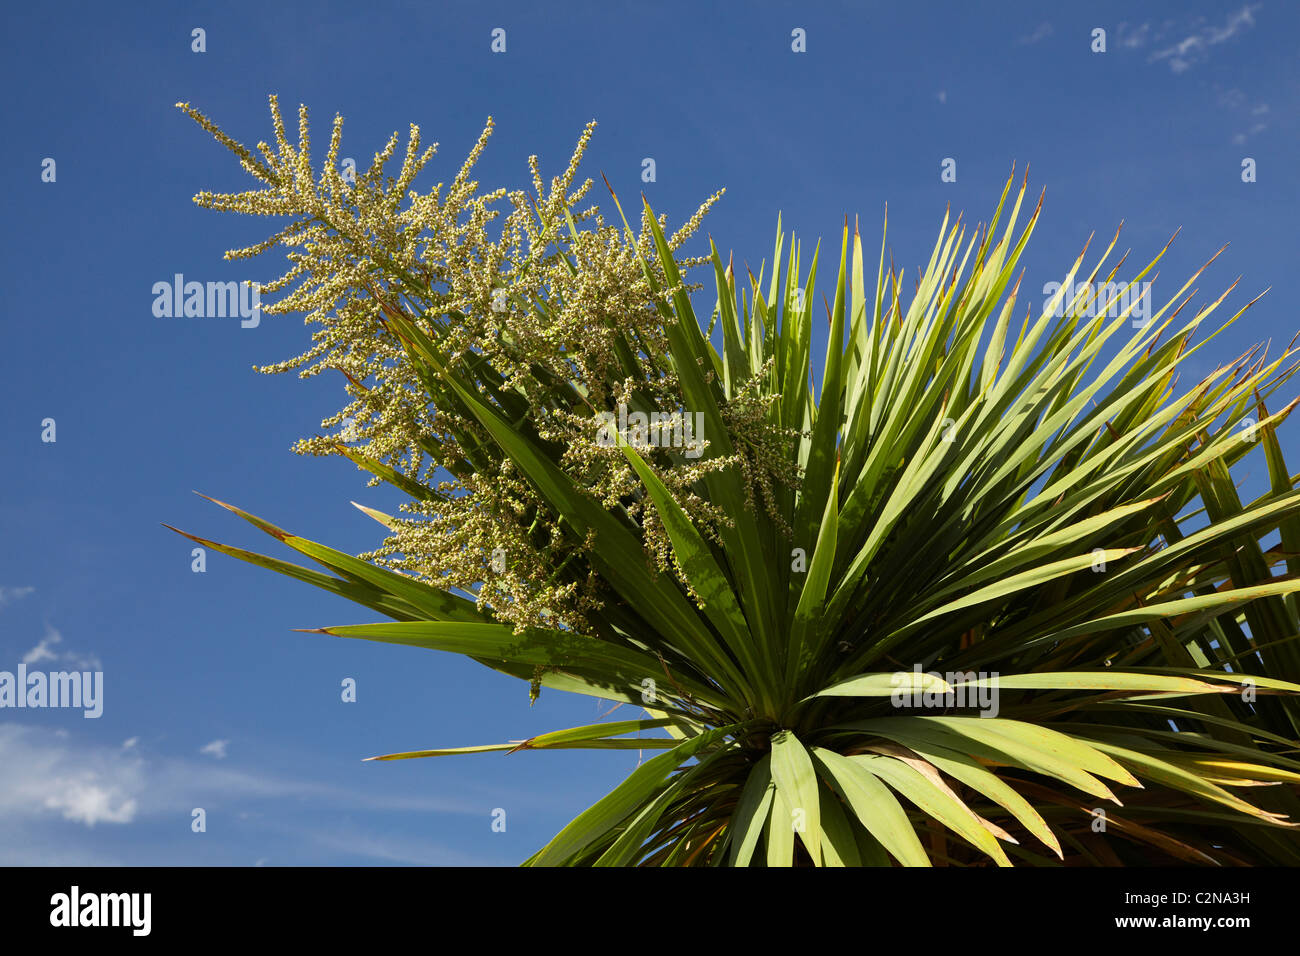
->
[170,97,1300,867]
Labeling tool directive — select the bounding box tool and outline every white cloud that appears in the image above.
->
[20,624,101,670]
[1207,4,1261,43]
[199,739,229,759]
[0,725,146,826]
[0,725,480,823]
[936,90,947,105]
[1232,123,1269,144]
[0,586,34,608]
[0,725,490,864]
[43,782,138,826]
[1117,22,1153,49]
[1217,87,1247,110]
[304,827,505,866]
[21,628,60,665]
[122,737,139,750]
[1019,22,1053,45]
[1216,87,1270,143]
[1150,4,1261,72]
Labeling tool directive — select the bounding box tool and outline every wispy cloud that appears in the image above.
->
[20,624,101,670]
[0,724,501,864]
[21,630,60,665]
[0,724,484,831]
[1019,22,1053,45]
[44,779,139,826]
[304,827,506,866]
[0,586,35,608]
[1232,122,1269,145]
[1116,22,1154,49]
[0,725,145,826]
[199,739,229,759]
[1149,4,1261,73]
[1216,87,1271,144]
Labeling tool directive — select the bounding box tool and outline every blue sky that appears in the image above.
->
[0,1,1296,865]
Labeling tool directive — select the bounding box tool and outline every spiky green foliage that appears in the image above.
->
[175,102,1300,866]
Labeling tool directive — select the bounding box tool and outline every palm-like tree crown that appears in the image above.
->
[174,100,1300,866]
